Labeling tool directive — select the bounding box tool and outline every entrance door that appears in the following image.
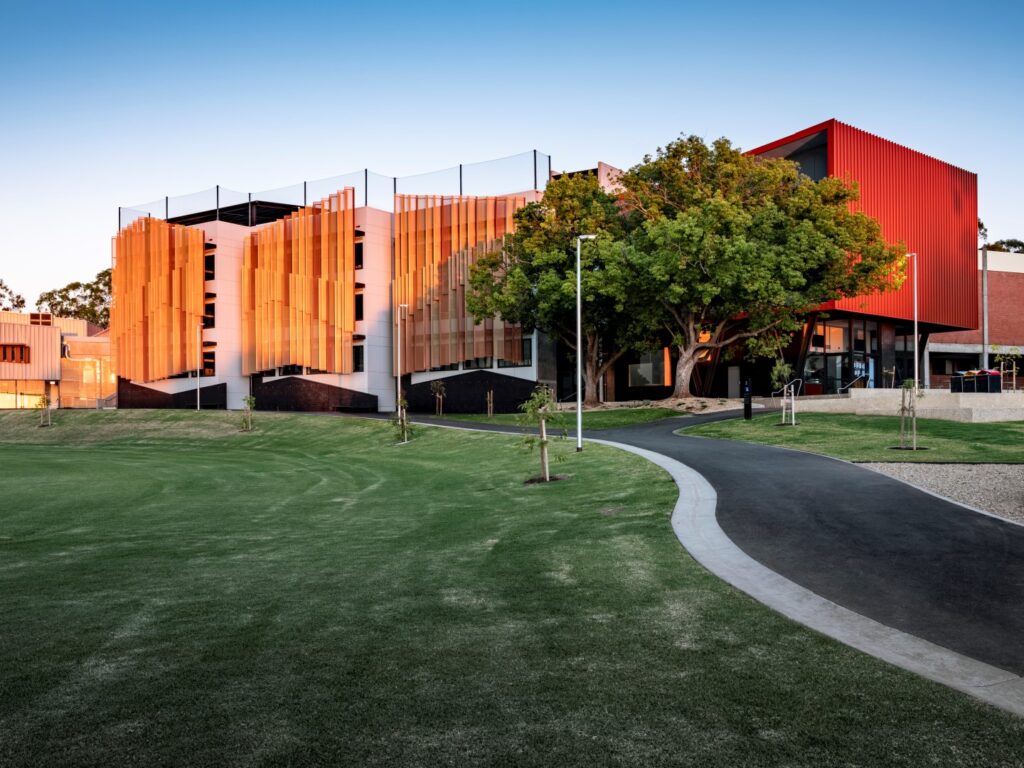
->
[727,366,740,399]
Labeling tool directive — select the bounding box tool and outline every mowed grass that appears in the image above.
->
[423,407,684,430]
[684,412,1024,463]
[1,410,1023,767]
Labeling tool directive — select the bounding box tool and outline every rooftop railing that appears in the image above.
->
[118,150,551,230]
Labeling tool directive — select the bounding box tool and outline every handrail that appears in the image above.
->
[771,378,803,402]
[837,375,867,393]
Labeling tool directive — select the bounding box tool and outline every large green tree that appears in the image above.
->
[468,174,639,406]
[620,135,905,398]
[0,279,26,312]
[36,268,112,327]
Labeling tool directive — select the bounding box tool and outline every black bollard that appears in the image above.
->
[743,379,752,420]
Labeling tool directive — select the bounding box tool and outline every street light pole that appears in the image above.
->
[576,235,597,452]
[910,252,919,394]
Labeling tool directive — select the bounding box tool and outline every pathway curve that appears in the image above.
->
[411,410,1024,714]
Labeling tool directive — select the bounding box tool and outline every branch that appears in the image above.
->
[704,318,786,349]
[596,347,626,378]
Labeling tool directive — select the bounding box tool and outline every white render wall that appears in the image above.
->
[358,206,397,411]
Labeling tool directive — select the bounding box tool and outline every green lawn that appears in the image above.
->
[422,407,685,430]
[1,410,1022,767]
[683,412,1024,463]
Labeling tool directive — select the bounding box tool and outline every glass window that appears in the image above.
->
[463,356,492,370]
[628,351,666,388]
[498,337,533,368]
[824,320,848,353]
[353,345,364,373]
[201,350,215,377]
[354,242,363,269]
[355,294,363,322]
[203,301,216,329]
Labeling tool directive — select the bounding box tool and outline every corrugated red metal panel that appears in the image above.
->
[750,119,978,331]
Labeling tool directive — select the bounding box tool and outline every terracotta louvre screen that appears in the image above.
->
[393,194,526,375]
[111,217,205,382]
[242,188,357,375]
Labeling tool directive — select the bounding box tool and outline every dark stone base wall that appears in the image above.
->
[118,378,227,409]
[406,370,538,414]
[251,375,378,412]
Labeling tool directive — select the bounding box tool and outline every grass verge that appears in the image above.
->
[1,410,1022,766]
[421,406,684,430]
[682,412,1024,463]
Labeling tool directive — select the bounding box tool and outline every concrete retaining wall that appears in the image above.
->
[796,389,1024,423]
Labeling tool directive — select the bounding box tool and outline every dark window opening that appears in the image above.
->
[353,345,365,373]
[0,344,30,364]
[280,364,303,376]
[29,313,52,326]
[355,294,364,322]
[463,356,492,370]
[498,336,533,368]
[202,350,216,377]
[203,301,216,329]
[429,363,459,372]
[204,254,215,281]
[355,242,364,269]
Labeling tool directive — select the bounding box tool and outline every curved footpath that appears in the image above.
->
[410,411,1024,715]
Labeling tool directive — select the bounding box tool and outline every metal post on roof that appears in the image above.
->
[216,186,220,221]
[459,164,463,196]
[117,206,121,231]
[248,193,252,227]
[533,149,537,190]
[165,196,169,219]
[364,169,369,206]
[303,181,307,207]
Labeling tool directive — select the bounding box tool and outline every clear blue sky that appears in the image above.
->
[1,0,1020,301]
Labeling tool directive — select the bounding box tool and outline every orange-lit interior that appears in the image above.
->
[60,337,116,407]
[111,217,205,382]
[242,188,357,375]
[393,194,525,375]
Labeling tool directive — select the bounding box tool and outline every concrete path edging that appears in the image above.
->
[588,437,1024,718]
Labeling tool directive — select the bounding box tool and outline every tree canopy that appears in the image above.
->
[0,279,26,312]
[987,238,1024,253]
[618,135,905,397]
[471,134,905,401]
[36,268,111,327]
[468,173,641,405]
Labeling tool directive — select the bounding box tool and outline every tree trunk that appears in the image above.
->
[579,333,601,407]
[672,347,699,399]
[583,356,601,407]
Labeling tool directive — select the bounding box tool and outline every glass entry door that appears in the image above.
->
[802,318,877,394]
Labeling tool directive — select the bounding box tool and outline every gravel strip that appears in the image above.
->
[859,463,1024,523]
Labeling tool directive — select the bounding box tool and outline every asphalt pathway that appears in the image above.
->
[416,410,1024,677]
